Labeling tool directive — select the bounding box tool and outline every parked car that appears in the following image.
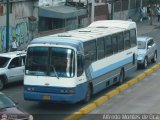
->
[137,36,157,69]
[0,51,26,90]
[0,92,33,120]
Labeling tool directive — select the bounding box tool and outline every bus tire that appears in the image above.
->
[0,79,4,90]
[118,69,125,85]
[82,84,92,103]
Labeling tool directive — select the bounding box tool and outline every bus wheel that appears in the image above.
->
[82,85,92,103]
[118,69,125,85]
[0,79,4,90]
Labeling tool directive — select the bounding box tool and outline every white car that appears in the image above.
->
[0,51,26,90]
[137,36,157,69]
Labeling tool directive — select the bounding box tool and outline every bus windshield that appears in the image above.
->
[25,47,75,78]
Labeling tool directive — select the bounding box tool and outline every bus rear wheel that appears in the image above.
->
[118,69,125,85]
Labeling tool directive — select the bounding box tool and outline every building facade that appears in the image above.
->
[0,0,156,52]
[0,0,38,51]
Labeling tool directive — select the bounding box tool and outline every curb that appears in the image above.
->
[65,63,160,120]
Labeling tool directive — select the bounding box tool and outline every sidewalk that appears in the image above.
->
[79,67,160,120]
[136,17,160,36]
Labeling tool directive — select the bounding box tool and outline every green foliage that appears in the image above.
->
[147,0,159,5]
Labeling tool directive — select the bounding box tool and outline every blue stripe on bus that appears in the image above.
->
[31,37,84,52]
[90,56,133,78]
[24,82,88,103]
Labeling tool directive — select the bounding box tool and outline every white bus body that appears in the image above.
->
[24,20,137,103]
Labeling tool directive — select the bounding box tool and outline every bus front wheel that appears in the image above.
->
[82,85,92,103]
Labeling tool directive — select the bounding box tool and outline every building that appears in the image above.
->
[0,0,156,52]
[37,0,88,34]
[0,0,38,51]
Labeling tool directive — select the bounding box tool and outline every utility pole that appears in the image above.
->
[6,0,9,52]
[111,0,115,20]
[91,0,95,22]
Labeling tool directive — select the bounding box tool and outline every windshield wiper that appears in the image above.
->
[50,65,59,79]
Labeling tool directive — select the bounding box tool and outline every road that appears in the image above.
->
[2,21,160,120]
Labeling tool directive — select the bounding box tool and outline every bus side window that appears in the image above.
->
[97,37,105,59]
[124,31,131,49]
[112,34,118,54]
[84,40,96,67]
[117,32,124,52]
[130,29,137,47]
[105,36,113,56]
[90,40,97,62]
[77,54,83,77]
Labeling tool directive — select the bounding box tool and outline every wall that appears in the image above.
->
[0,19,30,51]
[114,10,129,20]
[38,0,65,7]
[0,1,37,52]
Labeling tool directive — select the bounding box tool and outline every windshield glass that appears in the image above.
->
[0,95,16,109]
[0,57,10,68]
[25,47,75,78]
[137,41,146,49]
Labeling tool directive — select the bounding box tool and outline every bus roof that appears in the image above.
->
[88,20,136,29]
[30,20,136,51]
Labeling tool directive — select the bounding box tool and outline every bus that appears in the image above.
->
[24,20,137,103]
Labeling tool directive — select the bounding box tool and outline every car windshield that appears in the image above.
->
[25,47,75,78]
[0,95,16,109]
[137,41,146,49]
[0,57,10,68]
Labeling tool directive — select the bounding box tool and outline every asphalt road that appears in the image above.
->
[2,22,160,120]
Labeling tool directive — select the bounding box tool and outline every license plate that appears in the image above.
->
[43,95,51,100]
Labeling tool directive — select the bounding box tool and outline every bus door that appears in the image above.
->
[77,54,86,84]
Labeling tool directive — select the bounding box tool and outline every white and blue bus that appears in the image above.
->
[24,20,137,103]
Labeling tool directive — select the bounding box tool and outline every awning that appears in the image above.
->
[39,5,87,19]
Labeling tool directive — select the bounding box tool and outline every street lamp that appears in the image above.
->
[111,0,115,20]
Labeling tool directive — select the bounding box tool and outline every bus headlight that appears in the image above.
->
[25,87,35,91]
[60,89,75,94]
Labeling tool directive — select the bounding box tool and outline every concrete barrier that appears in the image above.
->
[127,78,139,87]
[117,83,129,92]
[151,64,160,71]
[136,73,147,81]
[93,96,109,107]
[80,103,97,115]
[105,89,119,99]
[65,112,82,120]
[144,69,154,76]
